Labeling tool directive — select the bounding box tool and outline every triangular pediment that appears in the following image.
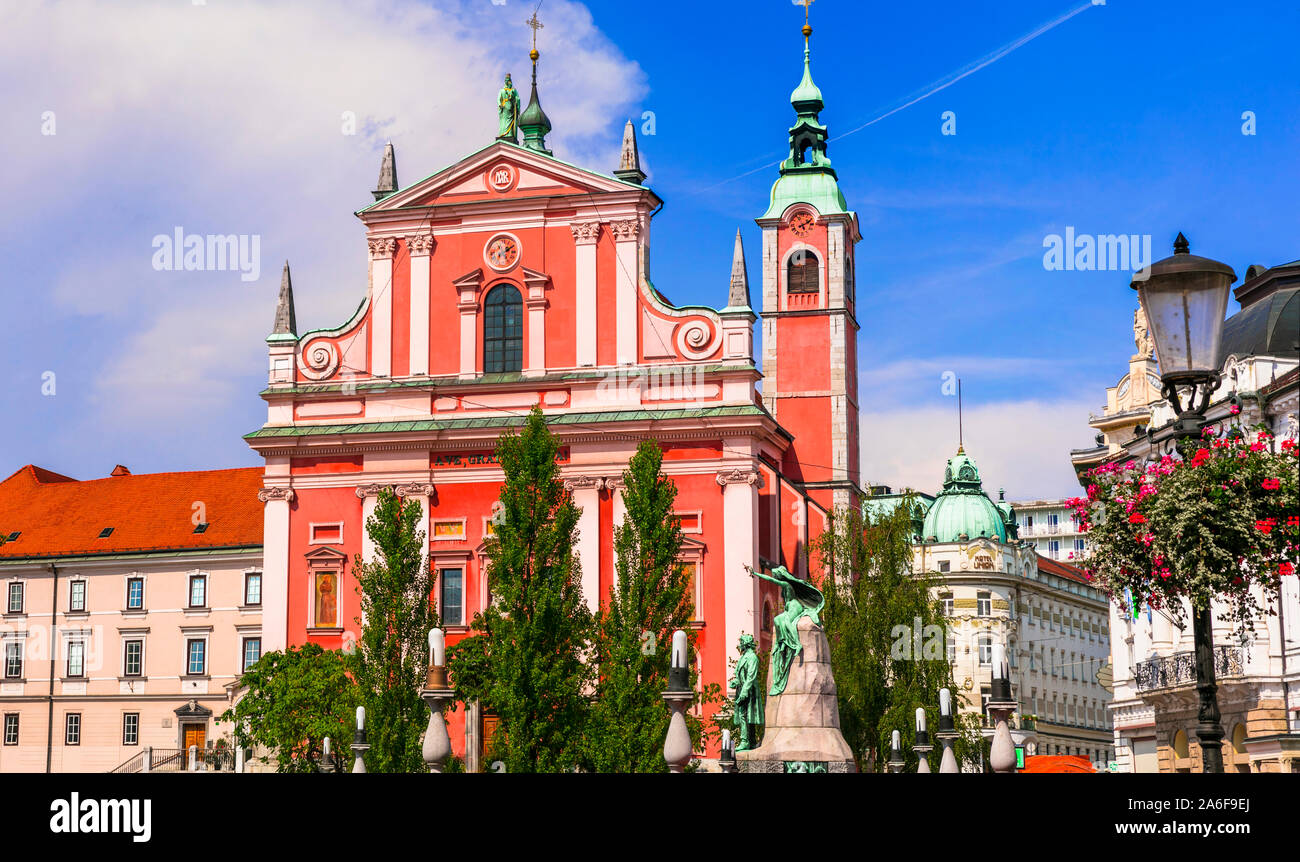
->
[360,141,643,214]
[304,546,348,563]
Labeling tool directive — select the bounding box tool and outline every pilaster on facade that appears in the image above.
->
[367,237,398,378]
[610,219,640,365]
[570,221,600,368]
[406,233,435,377]
[564,475,605,616]
[452,268,485,379]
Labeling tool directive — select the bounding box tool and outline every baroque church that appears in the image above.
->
[247,19,861,763]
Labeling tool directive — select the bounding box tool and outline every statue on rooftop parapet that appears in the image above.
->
[497,74,520,142]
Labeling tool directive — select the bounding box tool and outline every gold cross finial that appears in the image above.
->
[795,0,814,41]
[526,10,544,51]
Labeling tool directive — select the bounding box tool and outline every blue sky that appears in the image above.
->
[1,0,1296,499]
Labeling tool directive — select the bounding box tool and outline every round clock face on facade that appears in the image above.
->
[789,211,816,237]
[485,234,520,271]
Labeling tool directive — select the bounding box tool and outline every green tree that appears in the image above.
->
[465,407,594,772]
[586,440,693,772]
[814,498,976,772]
[348,487,437,773]
[219,643,358,773]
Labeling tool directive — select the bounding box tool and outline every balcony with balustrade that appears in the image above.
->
[1134,645,1245,694]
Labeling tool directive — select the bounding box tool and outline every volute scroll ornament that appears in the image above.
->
[715,469,764,488]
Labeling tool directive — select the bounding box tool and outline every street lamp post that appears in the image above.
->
[1131,232,1237,774]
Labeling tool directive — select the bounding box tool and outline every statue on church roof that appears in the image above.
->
[497,73,520,143]
[746,564,824,696]
[729,634,763,751]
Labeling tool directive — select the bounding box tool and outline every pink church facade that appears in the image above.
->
[247,37,861,762]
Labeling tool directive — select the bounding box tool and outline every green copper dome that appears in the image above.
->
[790,46,824,112]
[921,448,1011,543]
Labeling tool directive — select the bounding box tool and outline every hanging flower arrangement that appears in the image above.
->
[1068,426,1299,636]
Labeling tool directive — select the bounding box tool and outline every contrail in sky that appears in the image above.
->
[689,1,1098,195]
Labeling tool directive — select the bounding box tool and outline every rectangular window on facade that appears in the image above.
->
[67,641,85,678]
[1049,540,1061,559]
[440,568,464,626]
[313,571,339,628]
[978,637,992,666]
[186,639,206,676]
[3,713,17,745]
[940,594,953,616]
[678,562,700,619]
[946,634,956,663]
[432,520,466,541]
[4,641,21,679]
[1074,538,1086,554]
[6,582,22,614]
[244,572,262,607]
[69,581,86,612]
[309,523,342,544]
[243,637,261,671]
[123,640,143,677]
[65,713,81,745]
[938,561,950,573]
[977,592,991,617]
[126,577,144,610]
[122,713,139,746]
[673,513,702,533]
[189,575,206,608]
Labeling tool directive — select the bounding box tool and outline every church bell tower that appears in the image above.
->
[758,5,861,514]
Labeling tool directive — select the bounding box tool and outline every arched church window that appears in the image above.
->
[484,284,523,373]
[787,250,819,294]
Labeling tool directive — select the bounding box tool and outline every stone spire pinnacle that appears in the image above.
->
[727,229,751,309]
[518,12,552,155]
[372,141,398,201]
[272,260,297,337]
[614,119,646,185]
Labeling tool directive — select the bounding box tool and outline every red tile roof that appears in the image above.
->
[0,465,264,559]
[1036,554,1089,584]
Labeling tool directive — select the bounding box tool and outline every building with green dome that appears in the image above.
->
[869,445,1114,766]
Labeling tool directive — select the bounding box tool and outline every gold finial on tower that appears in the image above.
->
[526,9,544,64]
[797,0,815,41]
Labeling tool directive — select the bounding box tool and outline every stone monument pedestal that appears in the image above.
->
[737,616,857,773]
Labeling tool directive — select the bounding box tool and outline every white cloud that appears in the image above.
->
[1,0,645,443]
[859,398,1098,501]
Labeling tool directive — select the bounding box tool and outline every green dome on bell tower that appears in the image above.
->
[760,12,849,220]
[921,448,1017,544]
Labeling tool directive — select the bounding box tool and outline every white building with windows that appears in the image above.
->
[871,447,1115,767]
[0,464,264,772]
[1010,499,1089,562]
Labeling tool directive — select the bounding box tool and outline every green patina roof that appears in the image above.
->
[920,448,1015,544]
[761,171,850,220]
[244,405,771,441]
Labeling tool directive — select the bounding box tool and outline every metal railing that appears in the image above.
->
[1134,646,1245,691]
[109,745,236,773]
